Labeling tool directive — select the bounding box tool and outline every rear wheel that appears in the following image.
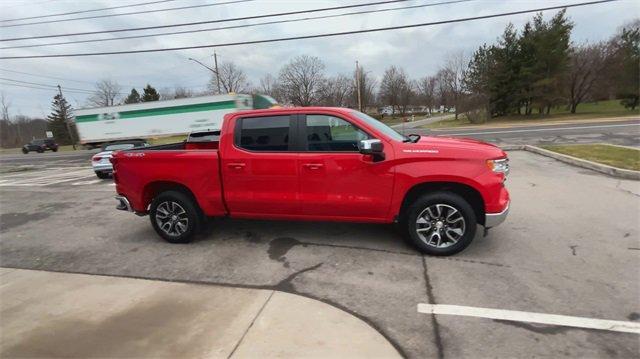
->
[95,171,110,179]
[149,190,201,244]
[22,148,28,154]
[404,192,477,256]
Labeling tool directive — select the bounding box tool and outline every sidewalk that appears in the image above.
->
[0,268,400,358]
[390,114,453,130]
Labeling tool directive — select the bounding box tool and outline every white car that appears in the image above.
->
[91,141,148,179]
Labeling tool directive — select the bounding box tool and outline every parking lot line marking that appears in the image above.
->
[437,123,639,136]
[417,303,640,334]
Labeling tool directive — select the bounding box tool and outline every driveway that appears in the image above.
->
[0,151,638,357]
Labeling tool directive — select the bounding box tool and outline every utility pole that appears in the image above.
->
[57,85,76,150]
[188,53,221,94]
[355,60,362,112]
[213,50,221,94]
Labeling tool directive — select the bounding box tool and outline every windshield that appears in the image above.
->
[105,144,135,151]
[350,110,406,142]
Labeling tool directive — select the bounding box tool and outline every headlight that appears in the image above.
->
[487,158,509,175]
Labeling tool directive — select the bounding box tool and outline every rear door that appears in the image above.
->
[221,114,300,216]
[297,113,394,220]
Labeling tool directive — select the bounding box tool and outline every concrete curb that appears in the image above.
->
[500,144,640,180]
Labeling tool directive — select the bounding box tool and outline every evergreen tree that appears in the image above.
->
[124,88,141,104]
[615,25,640,110]
[141,84,160,102]
[46,93,75,147]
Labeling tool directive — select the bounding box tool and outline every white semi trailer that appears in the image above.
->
[74,93,276,147]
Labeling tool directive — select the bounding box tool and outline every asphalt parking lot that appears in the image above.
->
[0,150,639,358]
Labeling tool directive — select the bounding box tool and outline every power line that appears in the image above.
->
[0,0,472,50]
[0,77,95,93]
[0,67,99,84]
[0,67,209,91]
[0,81,97,95]
[0,0,410,42]
[0,0,179,23]
[0,0,618,60]
[1,0,255,28]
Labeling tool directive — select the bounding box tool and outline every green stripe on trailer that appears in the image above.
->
[75,100,236,123]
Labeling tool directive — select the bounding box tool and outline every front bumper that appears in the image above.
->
[485,201,510,228]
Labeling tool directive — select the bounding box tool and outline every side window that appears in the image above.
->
[236,116,290,151]
[305,115,369,152]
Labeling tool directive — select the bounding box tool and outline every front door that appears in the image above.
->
[297,113,394,220]
[221,114,300,216]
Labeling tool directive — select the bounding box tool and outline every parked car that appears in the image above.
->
[92,140,148,179]
[111,107,510,256]
[22,139,58,154]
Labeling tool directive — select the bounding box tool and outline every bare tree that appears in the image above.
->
[417,76,438,114]
[87,79,122,107]
[321,74,352,107]
[441,52,467,120]
[173,86,193,99]
[211,62,249,94]
[258,74,281,101]
[278,55,326,106]
[566,42,612,113]
[379,66,412,115]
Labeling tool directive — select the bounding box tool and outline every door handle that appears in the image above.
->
[227,162,246,170]
[302,163,324,170]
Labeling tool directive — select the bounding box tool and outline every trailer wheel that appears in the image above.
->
[149,190,201,244]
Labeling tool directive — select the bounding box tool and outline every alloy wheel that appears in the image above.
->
[155,201,189,237]
[415,204,466,248]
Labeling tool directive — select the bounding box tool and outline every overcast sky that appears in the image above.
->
[0,0,638,117]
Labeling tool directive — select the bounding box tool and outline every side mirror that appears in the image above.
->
[359,139,384,161]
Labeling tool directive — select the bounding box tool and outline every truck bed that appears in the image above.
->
[112,142,225,216]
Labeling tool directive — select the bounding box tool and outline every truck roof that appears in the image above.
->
[229,106,356,117]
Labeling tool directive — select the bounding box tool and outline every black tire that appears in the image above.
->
[52,148,58,152]
[95,171,110,179]
[403,191,477,256]
[149,190,202,244]
[22,148,28,154]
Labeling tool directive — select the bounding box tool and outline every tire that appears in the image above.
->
[22,148,28,154]
[52,148,58,152]
[403,191,477,256]
[149,190,202,244]
[95,171,110,179]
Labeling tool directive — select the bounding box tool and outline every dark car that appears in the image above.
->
[22,139,59,154]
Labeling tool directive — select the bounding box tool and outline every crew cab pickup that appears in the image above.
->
[111,107,510,256]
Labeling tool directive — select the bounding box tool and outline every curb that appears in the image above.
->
[500,144,640,180]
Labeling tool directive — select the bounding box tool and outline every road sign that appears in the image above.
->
[46,131,53,138]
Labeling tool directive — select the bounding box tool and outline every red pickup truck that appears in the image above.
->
[111,107,509,256]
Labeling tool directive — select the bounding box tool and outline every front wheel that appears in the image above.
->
[22,148,28,154]
[149,190,202,244]
[52,148,58,152]
[404,192,477,256]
